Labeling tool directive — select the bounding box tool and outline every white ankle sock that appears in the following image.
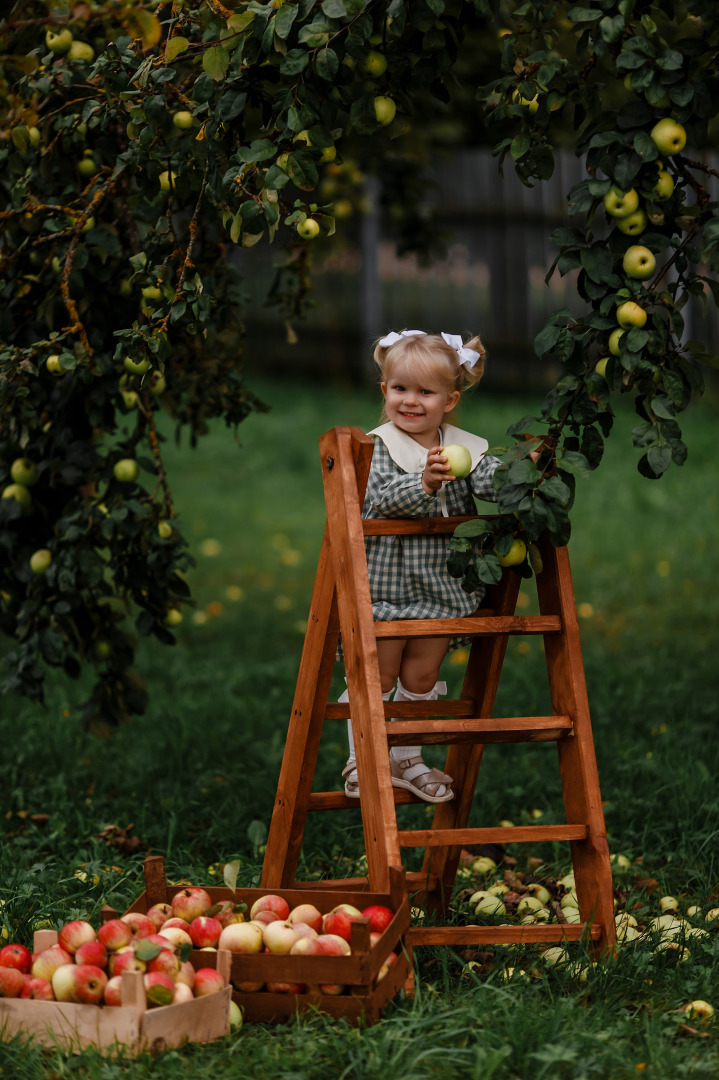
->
[390,679,446,762]
[344,686,394,766]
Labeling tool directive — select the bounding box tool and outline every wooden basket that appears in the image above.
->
[0,928,231,1055]
[124,856,413,1025]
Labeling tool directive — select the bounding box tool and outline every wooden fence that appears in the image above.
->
[238,149,718,390]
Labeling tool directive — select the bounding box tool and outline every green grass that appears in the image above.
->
[2,379,719,1077]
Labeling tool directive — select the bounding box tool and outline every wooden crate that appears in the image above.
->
[0,928,231,1055]
[125,856,413,1025]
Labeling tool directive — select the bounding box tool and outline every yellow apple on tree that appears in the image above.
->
[653,169,674,201]
[124,356,150,375]
[172,111,194,130]
[362,50,387,77]
[496,539,526,567]
[30,549,53,574]
[650,118,686,155]
[165,608,183,627]
[608,328,625,355]
[617,209,647,236]
[113,459,139,483]
[297,217,320,240]
[11,458,38,487]
[623,245,656,280]
[45,28,73,53]
[2,484,33,515]
[616,301,647,328]
[67,40,94,63]
[373,97,396,126]
[46,355,63,375]
[595,357,610,379]
[440,444,472,479]
[602,187,639,218]
[158,170,177,193]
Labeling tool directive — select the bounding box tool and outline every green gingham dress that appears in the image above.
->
[362,422,501,636]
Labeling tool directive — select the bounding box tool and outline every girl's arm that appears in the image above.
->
[365,441,438,518]
[468,454,503,502]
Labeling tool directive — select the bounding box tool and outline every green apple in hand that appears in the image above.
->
[440,444,472,479]
[602,187,639,218]
[622,245,656,280]
[650,118,686,155]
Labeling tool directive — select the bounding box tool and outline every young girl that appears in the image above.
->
[341,329,502,804]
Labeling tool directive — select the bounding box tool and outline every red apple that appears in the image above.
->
[319,982,345,995]
[75,940,108,969]
[145,933,176,951]
[0,943,32,973]
[97,919,132,952]
[173,982,194,1004]
[250,894,290,921]
[235,979,265,992]
[375,951,398,983]
[58,920,96,954]
[287,903,323,933]
[218,922,263,954]
[262,921,300,954]
[171,887,211,922]
[322,905,365,942]
[189,916,222,948]
[316,934,352,956]
[144,971,175,1006]
[31,944,73,982]
[121,912,156,939]
[145,903,173,929]
[20,977,54,1000]
[104,975,123,1006]
[0,966,26,997]
[176,960,196,989]
[193,967,225,997]
[290,937,323,956]
[213,901,241,928]
[158,917,189,932]
[110,946,145,977]
[266,980,307,994]
[72,964,108,1005]
[291,922,319,940]
[147,949,179,981]
[251,910,281,926]
[361,905,394,934]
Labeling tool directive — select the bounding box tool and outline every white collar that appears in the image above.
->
[368,422,489,473]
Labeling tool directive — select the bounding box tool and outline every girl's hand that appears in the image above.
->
[421,446,453,494]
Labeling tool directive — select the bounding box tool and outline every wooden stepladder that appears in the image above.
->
[262,427,616,953]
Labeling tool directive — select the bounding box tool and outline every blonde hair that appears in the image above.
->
[373,331,487,423]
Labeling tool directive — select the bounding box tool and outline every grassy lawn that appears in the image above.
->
[1,378,718,1078]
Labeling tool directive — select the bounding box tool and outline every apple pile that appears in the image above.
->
[0,888,230,1008]
[217,893,398,996]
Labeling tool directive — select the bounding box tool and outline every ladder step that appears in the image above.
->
[374,615,561,638]
[398,825,588,848]
[362,515,481,536]
[308,789,425,811]
[407,922,601,946]
[386,716,573,745]
[325,699,477,720]
[287,871,439,891]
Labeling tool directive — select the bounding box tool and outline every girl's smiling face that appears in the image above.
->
[381,359,460,448]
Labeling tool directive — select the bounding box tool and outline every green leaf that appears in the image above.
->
[134,939,164,961]
[559,451,592,478]
[274,3,298,38]
[516,495,549,535]
[322,0,347,15]
[475,552,503,586]
[280,48,310,75]
[534,323,563,357]
[223,859,241,893]
[247,818,267,850]
[203,45,229,82]
[510,133,531,161]
[566,6,601,20]
[647,445,672,475]
[539,476,571,505]
[315,46,339,80]
[287,150,319,190]
[165,36,190,63]
[453,520,493,539]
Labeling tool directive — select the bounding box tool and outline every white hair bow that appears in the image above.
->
[378,330,426,347]
[378,330,480,369]
[440,332,481,369]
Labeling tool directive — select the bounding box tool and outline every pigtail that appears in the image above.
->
[461,334,487,387]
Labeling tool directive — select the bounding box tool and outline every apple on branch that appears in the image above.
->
[616,301,647,328]
[650,118,687,155]
[622,245,656,280]
[603,187,639,218]
[616,209,647,236]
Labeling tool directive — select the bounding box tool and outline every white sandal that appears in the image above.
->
[342,762,360,798]
[390,756,454,803]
